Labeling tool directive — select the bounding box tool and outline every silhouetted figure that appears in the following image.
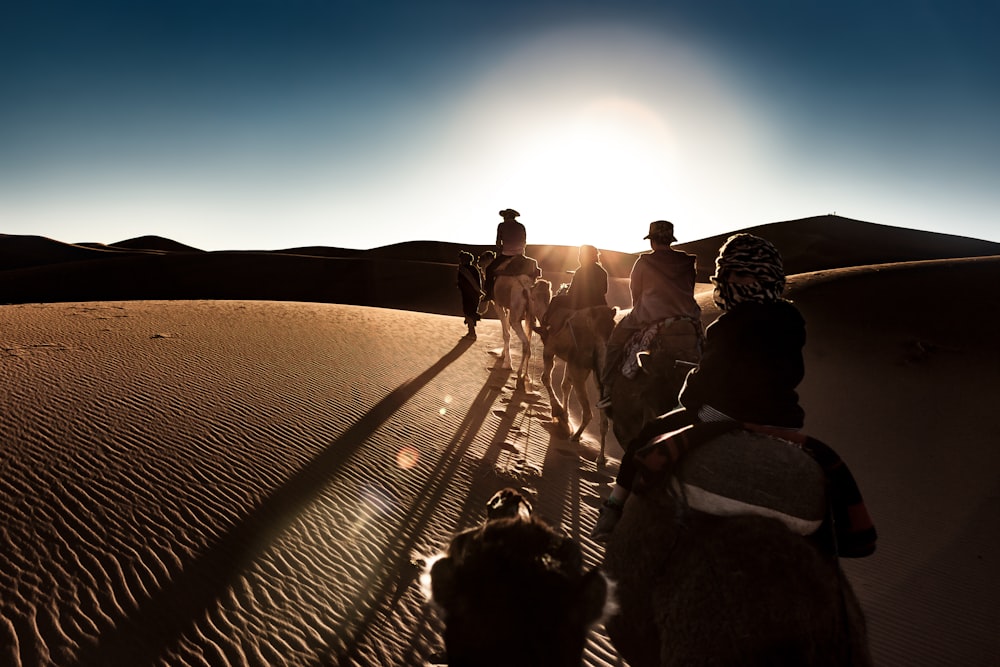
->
[593,233,812,541]
[538,244,608,339]
[456,250,483,339]
[597,221,700,408]
[483,208,528,301]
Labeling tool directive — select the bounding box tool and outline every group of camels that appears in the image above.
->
[426,267,872,666]
[489,270,698,462]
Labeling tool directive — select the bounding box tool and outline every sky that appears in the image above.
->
[2,0,998,253]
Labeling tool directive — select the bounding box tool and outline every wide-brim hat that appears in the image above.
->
[644,220,677,242]
[499,208,520,218]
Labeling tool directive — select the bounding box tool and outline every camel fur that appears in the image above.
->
[426,488,611,667]
[602,430,871,667]
[538,300,617,454]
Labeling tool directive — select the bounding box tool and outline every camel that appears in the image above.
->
[602,428,872,666]
[538,301,617,450]
[489,264,548,391]
[425,488,610,667]
[599,316,702,459]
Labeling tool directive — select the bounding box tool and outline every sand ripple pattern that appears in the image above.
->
[0,301,618,666]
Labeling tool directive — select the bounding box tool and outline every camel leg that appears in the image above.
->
[597,407,610,468]
[541,352,571,438]
[569,368,591,442]
[512,316,532,391]
[559,367,573,411]
[498,306,513,369]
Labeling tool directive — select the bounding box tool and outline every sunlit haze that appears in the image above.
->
[2,1,998,252]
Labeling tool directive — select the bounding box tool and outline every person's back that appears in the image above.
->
[592,232,808,542]
[484,208,526,300]
[598,220,699,408]
[680,298,805,427]
[627,247,699,324]
[538,244,608,338]
[567,247,609,310]
[496,209,526,257]
[679,232,804,427]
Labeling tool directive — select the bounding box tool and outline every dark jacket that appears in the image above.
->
[680,299,805,428]
[496,220,526,256]
[568,262,608,309]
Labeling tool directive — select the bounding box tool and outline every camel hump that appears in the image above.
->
[677,429,827,535]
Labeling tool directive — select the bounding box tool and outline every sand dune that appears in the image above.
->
[4,215,998,316]
[1,218,998,665]
[4,300,601,666]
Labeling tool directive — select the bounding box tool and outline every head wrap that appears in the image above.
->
[711,233,786,310]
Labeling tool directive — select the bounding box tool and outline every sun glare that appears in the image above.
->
[499,96,680,250]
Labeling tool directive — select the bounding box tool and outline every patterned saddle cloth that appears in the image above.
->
[621,316,701,379]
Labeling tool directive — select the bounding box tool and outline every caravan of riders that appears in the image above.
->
[446,208,877,666]
[459,207,875,556]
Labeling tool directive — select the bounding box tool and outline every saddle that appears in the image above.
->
[621,316,702,379]
[493,254,540,278]
[633,421,878,557]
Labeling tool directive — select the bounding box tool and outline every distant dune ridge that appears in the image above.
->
[3,214,999,311]
[1,214,998,666]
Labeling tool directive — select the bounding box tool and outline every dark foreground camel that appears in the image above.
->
[602,429,871,667]
[426,488,610,667]
[539,303,617,448]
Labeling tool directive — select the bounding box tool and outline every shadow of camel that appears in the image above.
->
[330,364,516,666]
[71,338,479,667]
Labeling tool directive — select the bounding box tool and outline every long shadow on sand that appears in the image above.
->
[71,338,478,667]
[328,362,518,666]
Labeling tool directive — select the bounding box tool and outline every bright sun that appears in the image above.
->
[498,96,681,251]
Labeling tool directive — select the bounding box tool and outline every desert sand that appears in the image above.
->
[1,219,998,666]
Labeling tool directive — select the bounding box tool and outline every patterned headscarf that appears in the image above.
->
[711,233,786,310]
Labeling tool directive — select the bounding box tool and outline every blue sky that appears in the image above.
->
[2,0,998,252]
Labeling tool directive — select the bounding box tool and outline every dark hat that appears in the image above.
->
[499,208,520,218]
[644,220,677,242]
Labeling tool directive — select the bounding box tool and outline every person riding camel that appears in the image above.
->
[596,220,700,409]
[483,208,529,301]
[537,244,608,340]
[590,234,878,554]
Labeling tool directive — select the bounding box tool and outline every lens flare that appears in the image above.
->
[396,446,420,470]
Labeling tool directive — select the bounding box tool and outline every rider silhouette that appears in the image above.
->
[597,220,700,408]
[592,233,812,542]
[538,244,608,339]
[483,208,527,301]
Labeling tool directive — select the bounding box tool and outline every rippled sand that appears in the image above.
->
[1,256,997,666]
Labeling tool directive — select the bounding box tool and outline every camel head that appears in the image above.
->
[425,488,611,667]
[529,278,552,321]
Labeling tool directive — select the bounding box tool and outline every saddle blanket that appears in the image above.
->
[621,317,700,379]
[494,254,540,278]
[674,429,827,535]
